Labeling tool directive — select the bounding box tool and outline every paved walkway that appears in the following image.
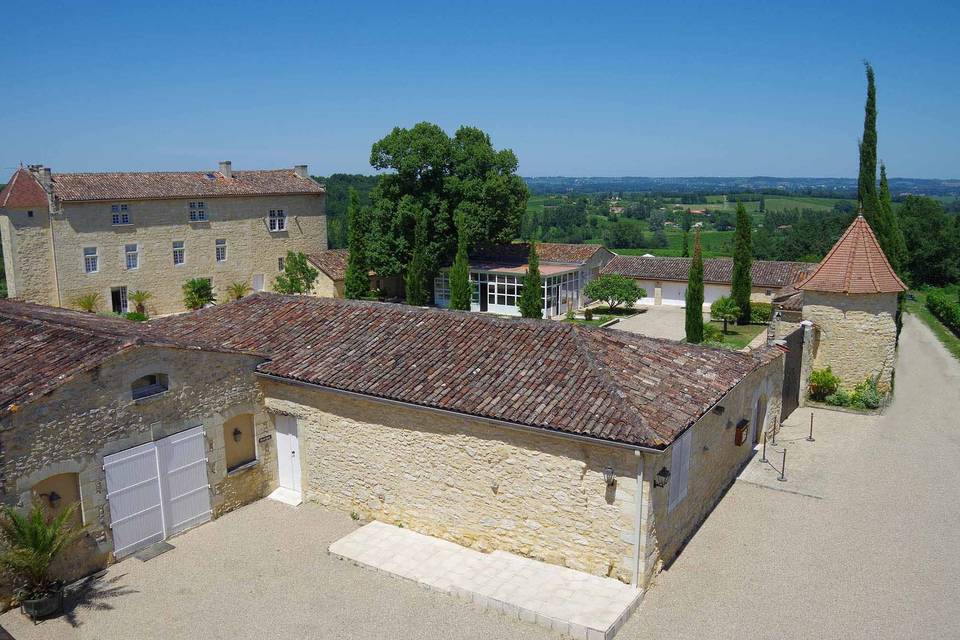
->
[330,521,642,640]
[613,305,698,340]
[614,313,960,639]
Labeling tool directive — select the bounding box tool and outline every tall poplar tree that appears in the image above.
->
[877,163,907,273]
[731,201,753,324]
[448,212,472,310]
[685,231,704,343]
[857,61,880,222]
[405,208,429,306]
[344,188,370,299]
[518,242,543,319]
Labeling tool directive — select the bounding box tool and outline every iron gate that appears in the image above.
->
[780,327,804,419]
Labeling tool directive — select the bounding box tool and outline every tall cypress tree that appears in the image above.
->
[731,201,753,324]
[344,188,370,299]
[518,242,543,319]
[405,207,429,306]
[858,61,880,222]
[685,231,704,343]
[448,212,472,310]
[878,163,908,273]
[681,231,690,258]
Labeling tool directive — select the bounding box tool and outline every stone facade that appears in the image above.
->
[261,379,643,584]
[639,360,783,584]
[0,345,274,586]
[802,291,899,392]
[1,193,326,315]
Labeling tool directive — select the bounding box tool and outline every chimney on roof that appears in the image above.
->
[29,165,53,193]
[294,164,309,179]
[219,161,233,179]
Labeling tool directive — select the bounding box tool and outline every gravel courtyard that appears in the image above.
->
[2,314,955,640]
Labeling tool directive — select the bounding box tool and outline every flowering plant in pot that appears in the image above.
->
[0,503,84,620]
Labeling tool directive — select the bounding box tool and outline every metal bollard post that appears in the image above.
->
[807,412,815,442]
[778,449,787,482]
[760,432,768,463]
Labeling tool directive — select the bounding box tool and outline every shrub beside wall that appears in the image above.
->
[927,290,960,336]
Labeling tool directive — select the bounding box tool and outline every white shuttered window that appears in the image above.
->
[668,429,692,512]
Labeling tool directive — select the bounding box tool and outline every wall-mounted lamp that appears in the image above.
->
[40,491,61,508]
[232,428,243,443]
[654,467,671,488]
[602,467,616,486]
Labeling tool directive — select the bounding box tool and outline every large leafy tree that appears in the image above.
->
[898,196,960,286]
[448,212,472,310]
[685,231,705,343]
[367,122,528,282]
[731,201,753,324]
[274,252,319,295]
[518,242,543,319]
[858,61,880,221]
[344,188,371,299]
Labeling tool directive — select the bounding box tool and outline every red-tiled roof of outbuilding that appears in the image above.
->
[307,249,351,281]
[797,215,906,294]
[0,168,48,208]
[603,256,817,289]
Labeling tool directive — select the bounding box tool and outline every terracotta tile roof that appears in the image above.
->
[154,294,779,449]
[45,168,324,202]
[797,215,907,294]
[469,243,609,267]
[307,249,350,281]
[603,256,817,288]
[0,168,48,208]
[0,299,260,416]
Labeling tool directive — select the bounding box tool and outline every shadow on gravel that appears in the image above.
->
[61,573,138,628]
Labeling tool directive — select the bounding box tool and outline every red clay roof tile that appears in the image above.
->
[0,168,48,209]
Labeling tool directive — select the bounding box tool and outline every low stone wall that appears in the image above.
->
[803,292,898,391]
[261,379,642,584]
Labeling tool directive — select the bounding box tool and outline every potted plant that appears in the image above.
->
[227,281,252,301]
[128,290,153,316]
[0,503,84,620]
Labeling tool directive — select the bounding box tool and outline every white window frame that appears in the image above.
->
[434,272,451,307]
[668,429,692,513]
[83,247,99,273]
[111,204,130,225]
[268,209,287,232]
[188,201,207,222]
[215,239,227,263]
[125,243,139,270]
[173,241,185,266]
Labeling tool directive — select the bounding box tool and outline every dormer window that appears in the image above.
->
[189,201,207,222]
[111,204,130,225]
[131,373,169,400]
[268,209,287,232]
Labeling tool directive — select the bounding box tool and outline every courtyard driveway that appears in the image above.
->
[613,305,706,341]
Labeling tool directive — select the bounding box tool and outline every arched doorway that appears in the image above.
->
[752,395,768,446]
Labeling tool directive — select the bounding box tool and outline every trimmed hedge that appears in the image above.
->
[927,290,960,336]
[750,302,772,324]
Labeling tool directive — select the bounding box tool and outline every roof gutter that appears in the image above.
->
[255,371,665,455]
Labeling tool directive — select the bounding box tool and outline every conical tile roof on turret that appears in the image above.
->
[797,215,906,294]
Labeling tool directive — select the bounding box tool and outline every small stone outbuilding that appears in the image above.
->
[308,248,404,300]
[796,214,907,392]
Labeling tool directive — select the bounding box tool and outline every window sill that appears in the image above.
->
[226,459,259,476]
[133,388,169,403]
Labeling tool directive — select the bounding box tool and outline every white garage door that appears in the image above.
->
[661,282,686,306]
[103,426,211,557]
[704,284,730,308]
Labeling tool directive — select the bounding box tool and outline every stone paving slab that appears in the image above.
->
[329,521,643,639]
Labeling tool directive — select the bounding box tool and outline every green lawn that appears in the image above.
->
[615,229,735,258]
[763,195,854,212]
[904,290,960,362]
[563,315,613,327]
[708,321,766,349]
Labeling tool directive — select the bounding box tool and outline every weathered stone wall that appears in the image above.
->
[639,357,783,584]
[261,380,643,584]
[0,206,58,304]
[0,346,272,583]
[9,192,325,315]
[802,291,899,391]
[310,271,340,298]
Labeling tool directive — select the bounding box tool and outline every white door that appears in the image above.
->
[275,415,302,493]
[661,282,686,306]
[103,442,165,557]
[103,426,212,557]
[157,426,212,537]
[252,274,265,292]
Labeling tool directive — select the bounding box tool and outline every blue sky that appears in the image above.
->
[1,1,957,178]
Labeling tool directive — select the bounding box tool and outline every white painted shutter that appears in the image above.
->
[104,442,165,557]
[668,430,692,512]
[158,426,212,537]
